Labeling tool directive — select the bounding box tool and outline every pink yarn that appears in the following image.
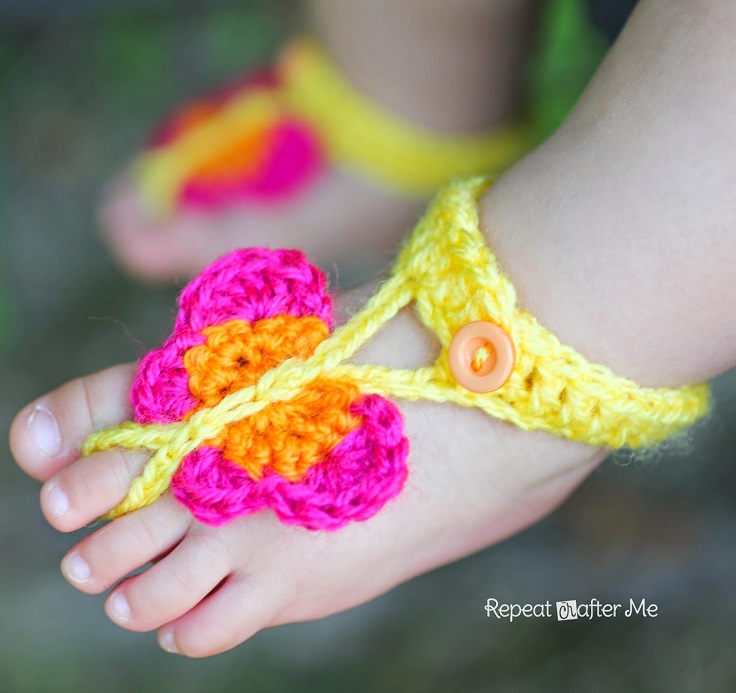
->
[179,121,324,209]
[171,395,408,530]
[131,248,333,424]
[174,247,333,333]
[129,247,409,530]
[145,66,325,209]
[132,330,206,424]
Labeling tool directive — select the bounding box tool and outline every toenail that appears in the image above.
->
[62,552,90,584]
[109,592,131,622]
[159,626,180,654]
[28,404,61,457]
[44,483,70,518]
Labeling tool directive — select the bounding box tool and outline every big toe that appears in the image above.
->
[100,178,173,282]
[10,363,136,482]
[100,177,230,283]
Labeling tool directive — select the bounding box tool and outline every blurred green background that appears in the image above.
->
[2,1,736,691]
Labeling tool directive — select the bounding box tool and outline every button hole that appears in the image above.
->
[471,344,492,373]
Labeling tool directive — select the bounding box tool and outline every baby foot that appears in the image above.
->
[100,39,530,282]
[10,276,603,657]
[102,157,425,284]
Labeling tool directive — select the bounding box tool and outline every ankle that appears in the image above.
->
[309,0,539,132]
[344,277,603,550]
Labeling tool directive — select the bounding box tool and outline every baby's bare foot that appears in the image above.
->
[102,169,424,284]
[100,0,537,282]
[10,280,602,657]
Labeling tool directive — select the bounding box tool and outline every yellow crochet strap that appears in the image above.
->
[388,177,709,447]
[135,38,533,215]
[85,177,709,518]
[280,39,533,195]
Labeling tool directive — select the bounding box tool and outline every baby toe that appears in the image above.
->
[105,532,232,633]
[62,495,191,594]
[158,577,282,657]
[10,364,136,482]
[40,447,149,532]
[100,176,213,282]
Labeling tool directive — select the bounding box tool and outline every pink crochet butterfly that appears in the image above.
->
[129,248,408,530]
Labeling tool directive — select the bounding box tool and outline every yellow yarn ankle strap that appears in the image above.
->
[384,177,710,446]
[85,178,709,522]
[280,39,533,195]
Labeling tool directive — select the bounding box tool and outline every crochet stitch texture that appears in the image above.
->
[122,247,407,530]
[84,177,710,530]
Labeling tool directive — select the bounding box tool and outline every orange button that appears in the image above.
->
[448,321,515,393]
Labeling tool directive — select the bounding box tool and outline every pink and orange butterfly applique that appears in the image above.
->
[130,248,408,530]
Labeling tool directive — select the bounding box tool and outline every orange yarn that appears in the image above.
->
[189,123,273,183]
[214,379,360,482]
[184,315,362,481]
[185,315,328,402]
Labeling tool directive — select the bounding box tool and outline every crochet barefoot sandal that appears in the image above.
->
[134,38,533,215]
[84,178,710,530]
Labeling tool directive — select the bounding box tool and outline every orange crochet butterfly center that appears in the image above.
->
[183,314,361,482]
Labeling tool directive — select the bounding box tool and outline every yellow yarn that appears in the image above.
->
[84,177,709,518]
[279,39,533,195]
[136,94,282,216]
[135,38,533,216]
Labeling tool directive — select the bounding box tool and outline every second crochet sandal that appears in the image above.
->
[135,38,533,216]
[84,177,710,531]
